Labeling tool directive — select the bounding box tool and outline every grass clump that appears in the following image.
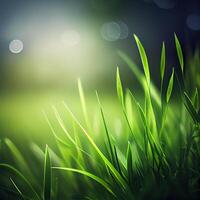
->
[0,34,200,200]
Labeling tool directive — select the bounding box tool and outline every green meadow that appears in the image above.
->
[0,35,199,200]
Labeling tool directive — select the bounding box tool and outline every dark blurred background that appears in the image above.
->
[0,0,199,91]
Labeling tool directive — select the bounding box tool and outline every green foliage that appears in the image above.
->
[52,167,116,197]
[96,92,115,166]
[174,33,184,73]
[4,139,30,173]
[134,34,150,86]
[116,67,124,107]
[63,102,127,190]
[126,142,133,185]
[43,145,51,200]
[160,42,166,83]
[166,68,174,103]
[194,88,199,112]
[0,34,199,200]
[118,50,161,107]
[0,164,40,200]
[10,178,24,199]
[184,92,200,124]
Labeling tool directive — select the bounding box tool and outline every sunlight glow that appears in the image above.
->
[61,30,81,47]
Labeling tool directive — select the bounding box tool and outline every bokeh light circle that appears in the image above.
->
[118,21,129,39]
[9,39,23,54]
[186,14,200,31]
[101,22,121,41]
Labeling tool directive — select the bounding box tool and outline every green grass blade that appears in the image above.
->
[43,145,52,200]
[10,178,32,200]
[31,143,44,161]
[44,111,94,168]
[96,91,115,165]
[78,78,90,130]
[43,110,74,147]
[117,50,143,84]
[10,178,23,196]
[52,167,116,198]
[52,106,76,146]
[134,34,150,86]
[194,88,199,112]
[116,67,124,107]
[145,86,158,136]
[166,68,174,103]
[63,102,127,189]
[4,139,30,174]
[174,33,184,73]
[0,164,40,200]
[1,184,34,200]
[184,92,199,123]
[10,178,26,200]
[4,139,37,186]
[31,143,63,167]
[136,102,159,161]
[113,145,123,177]
[133,35,158,135]
[137,103,147,128]
[160,42,166,83]
[126,142,133,185]
[118,50,161,107]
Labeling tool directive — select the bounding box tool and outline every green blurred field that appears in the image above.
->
[0,90,121,145]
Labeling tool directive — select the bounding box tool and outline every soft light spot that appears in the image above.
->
[61,30,81,47]
[9,39,23,54]
[186,14,200,31]
[118,21,129,39]
[101,22,121,42]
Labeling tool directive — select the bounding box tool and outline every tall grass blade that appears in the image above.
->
[52,106,76,146]
[116,67,124,107]
[134,34,150,86]
[184,92,199,124]
[0,164,40,200]
[194,88,199,112]
[126,142,133,185]
[4,139,31,175]
[43,145,52,200]
[78,78,90,130]
[43,111,70,147]
[113,145,123,176]
[10,178,26,200]
[160,42,166,83]
[166,68,174,103]
[118,50,161,107]
[96,92,115,165]
[52,167,116,198]
[63,102,127,189]
[174,33,184,73]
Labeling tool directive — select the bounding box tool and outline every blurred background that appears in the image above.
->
[0,0,199,143]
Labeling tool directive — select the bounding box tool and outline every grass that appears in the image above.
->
[0,34,200,200]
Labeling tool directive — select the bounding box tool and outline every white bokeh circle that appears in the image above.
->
[9,39,23,54]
